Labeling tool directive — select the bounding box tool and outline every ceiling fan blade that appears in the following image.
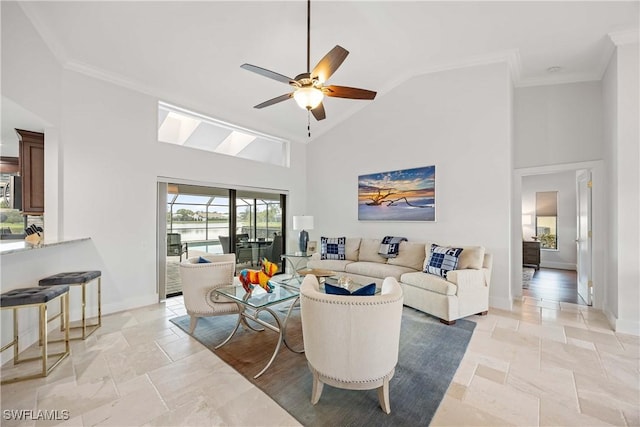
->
[325,85,377,100]
[254,93,293,109]
[311,45,349,83]
[311,102,326,121]
[241,64,295,85]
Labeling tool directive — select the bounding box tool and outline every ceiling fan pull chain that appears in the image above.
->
[307,111,311,138]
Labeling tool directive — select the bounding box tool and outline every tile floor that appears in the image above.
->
[1,296,638,426]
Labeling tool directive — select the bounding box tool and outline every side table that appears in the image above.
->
[280,253,312,283]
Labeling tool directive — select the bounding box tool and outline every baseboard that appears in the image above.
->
[605,309,640,336]
[539,262,576,270]
[102,294,159,315]
[489,296,512,311]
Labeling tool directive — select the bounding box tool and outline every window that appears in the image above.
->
[536,191,558,250]
[158,102,289,167]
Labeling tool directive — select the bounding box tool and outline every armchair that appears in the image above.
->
[300,275,404,414]
[179,254,239,333]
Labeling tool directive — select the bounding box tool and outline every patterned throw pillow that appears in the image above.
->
[324,283,376,296]
[425,244,463,278]
[320,236,346,260]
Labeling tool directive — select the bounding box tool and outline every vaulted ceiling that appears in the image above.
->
[14,1,640,144]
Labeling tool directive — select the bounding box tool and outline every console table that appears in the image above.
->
[523,241,541,270]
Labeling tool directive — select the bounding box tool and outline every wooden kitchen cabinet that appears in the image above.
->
[16,129,44,215]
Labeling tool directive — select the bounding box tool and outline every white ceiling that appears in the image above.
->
[14,1,640,144]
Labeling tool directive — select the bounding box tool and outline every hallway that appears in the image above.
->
[523,268,586,306]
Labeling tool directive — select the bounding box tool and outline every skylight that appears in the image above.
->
[158,102,289,167]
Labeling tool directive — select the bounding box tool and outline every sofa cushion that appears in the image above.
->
[306,259,353,272]
[387,241,426,271]
[320,236,346,260]
[425,244,463,278]
[344,238,362,261]
[400,271,457,296]
[358,238,387,263]
[457,246,486,270]
[345,261,415,281]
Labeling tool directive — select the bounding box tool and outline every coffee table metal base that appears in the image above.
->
[215,296,302,378]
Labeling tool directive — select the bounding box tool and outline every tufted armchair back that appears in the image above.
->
[300,274,404,413]
[179,253,239,333]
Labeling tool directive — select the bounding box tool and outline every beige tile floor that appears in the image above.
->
[1,295,638,426]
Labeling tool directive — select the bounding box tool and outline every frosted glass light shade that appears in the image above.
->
[293,87,323,110]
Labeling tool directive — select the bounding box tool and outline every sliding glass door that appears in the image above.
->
[161,183,286,298]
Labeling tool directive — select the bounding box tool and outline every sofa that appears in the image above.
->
[306,237,492,324]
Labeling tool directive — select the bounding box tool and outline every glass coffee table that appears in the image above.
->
[214,282,303,379]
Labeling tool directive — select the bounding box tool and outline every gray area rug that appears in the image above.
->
[170,305,475,426]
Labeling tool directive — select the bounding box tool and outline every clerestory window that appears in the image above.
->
[157,102,289,167]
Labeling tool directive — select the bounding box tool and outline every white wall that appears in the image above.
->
[514,82,602,169]
[522,171,577,270]
[602,41,640,335]
[307,62,513,310]
[1,3,308,354]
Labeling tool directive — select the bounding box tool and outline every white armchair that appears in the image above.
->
[299,275,404,414]
[179,254,239,333]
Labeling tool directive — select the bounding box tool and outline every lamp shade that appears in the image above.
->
[293,215,314,231]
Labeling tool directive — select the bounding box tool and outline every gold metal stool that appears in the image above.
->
[0,285,70,384]
[39,271,102,340]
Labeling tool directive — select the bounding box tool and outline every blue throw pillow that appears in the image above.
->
[320,236,346,260]
[425,244,462,278]
[324,283,376,296]
[198,256,212,263]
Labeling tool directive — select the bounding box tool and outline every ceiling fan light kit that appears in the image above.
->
[293,86,324,110]
[241,0,376,133]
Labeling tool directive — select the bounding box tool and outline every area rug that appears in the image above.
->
[170,305,475,426]
[522,267,536,289]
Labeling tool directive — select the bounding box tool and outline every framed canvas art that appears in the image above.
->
[358,165,436,221]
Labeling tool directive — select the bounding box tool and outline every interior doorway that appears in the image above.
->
[515,162,597,306]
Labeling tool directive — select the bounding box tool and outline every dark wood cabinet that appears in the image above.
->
[16,129,44,215]
[523,241,540,270]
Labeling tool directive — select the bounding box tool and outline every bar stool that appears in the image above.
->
[0,285,70,384]
[38,271,102,340]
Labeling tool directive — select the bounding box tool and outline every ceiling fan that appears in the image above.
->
[241,0,376,123]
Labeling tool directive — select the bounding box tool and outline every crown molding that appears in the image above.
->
[63,60,161,99]
[515,72,602,88]
[608,29,640,46]
[377,49,521,97]
[18,2,68,66]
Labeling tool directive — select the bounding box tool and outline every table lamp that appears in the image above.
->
[293,215,314,254]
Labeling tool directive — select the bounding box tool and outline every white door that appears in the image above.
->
[576,171,592,305]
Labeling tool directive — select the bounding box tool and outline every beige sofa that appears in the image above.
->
[306,237,492,324]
